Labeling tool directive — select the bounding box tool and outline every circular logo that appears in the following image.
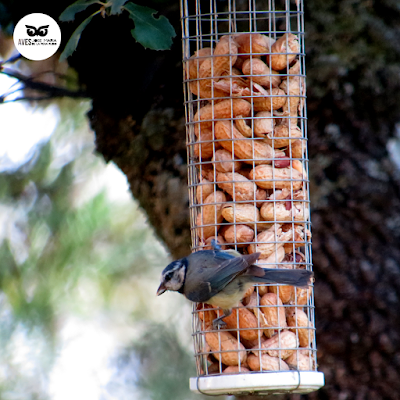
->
[13,13,61,61]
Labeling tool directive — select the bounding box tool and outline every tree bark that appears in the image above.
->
[5,0,400,398]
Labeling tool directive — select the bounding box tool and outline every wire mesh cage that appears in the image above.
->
[180,0,324,395]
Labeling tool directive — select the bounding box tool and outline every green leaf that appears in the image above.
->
[124,3,176,50]
[59,0,100,22]
[59,11,100,62]
[110,0,129,15]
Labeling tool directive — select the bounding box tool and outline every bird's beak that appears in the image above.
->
[157,283,167,296]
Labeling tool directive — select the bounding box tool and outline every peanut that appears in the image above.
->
[250,164,303,190]
[280,75,303,124]
[282,224,311,253]
[260,200,309,223]
[290,286,311,308]
[198,37,238,98]
[253,330,298,360]
[196,191,226,239]
[197,304,217,327]
[214,120,285,164]
[223,224,255,246]
[214,74,251,97]
[259,292,287,337]
[194,128,221,159]
[247,353,290,371]
[217,172,257,201]
[252,88,287,112]
[189,80,227,99]
[196,177,215,203]
[212,149,241,173]
[194,98,251,130]
[235,116,253,138]
[235,33,275,56]
[264,124,302,148]
[253,111,276,137]
[205,327,247,366]
[216,304,261,341]
[286,139,305,159]
[267,33,300,71]
[260,246,286,266]
[242,285,255,299]
[285,352,313,371]
[222,203,260,227]
[187,47,213,80]
[247,224,285,259]
[242,58,281,88]
[268,265,295,304]
[223,366,250,373]
[286,307,314,347]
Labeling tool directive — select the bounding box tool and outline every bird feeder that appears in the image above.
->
[181,0,325,395]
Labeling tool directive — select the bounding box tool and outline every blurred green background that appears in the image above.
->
[0,86,204,399]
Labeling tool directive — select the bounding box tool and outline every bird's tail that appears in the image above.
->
[248,266,313,288]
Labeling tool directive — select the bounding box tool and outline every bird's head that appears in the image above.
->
[156,258,188,296]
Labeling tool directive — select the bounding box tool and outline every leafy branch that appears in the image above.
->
[59,0,176,61]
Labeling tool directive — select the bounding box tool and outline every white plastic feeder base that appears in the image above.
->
[190,371,325,396]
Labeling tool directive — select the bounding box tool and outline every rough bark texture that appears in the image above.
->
[5,0,400,398]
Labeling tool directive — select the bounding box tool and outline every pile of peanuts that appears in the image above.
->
[186,32,315,374]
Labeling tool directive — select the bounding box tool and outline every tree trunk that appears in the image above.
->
[7,0,400,398]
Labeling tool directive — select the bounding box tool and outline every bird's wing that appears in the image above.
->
[184,253,260,303]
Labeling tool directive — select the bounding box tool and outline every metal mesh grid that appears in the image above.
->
[180,0,317,382]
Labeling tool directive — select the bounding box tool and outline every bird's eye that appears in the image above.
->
[164,273,172,282]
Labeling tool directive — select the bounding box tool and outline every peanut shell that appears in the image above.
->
[216,172,257,201]
[250,165,303,190]
[214,120,285,164]
[286,307,314,347]
[187,47,213,79]
[196,178,215,203]
[259,292,287,337]
[222,203,260,227]
[253,111,275,137]
[205,327,247,366]
[260,201,309,222]
[212,149,241,173]
[252,88,287,112]
[267,33,300,71]
[242,58,281,88]
[223,224,255,246]
[198,37,238,98]
[194,98,251,130]
[264,124,302,148]
[196,191,226,239]
[247,354,289,371]
[194,129,220,159]
[253,330,298,360]
[223,366,250,374]
[285,352,313,371]
[216,304,261,341]
[247,224,285,259]
[235,33,275,56]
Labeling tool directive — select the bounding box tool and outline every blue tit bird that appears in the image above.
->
[157,240,313,327]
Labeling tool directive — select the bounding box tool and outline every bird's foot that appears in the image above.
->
[212,316,227,329]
